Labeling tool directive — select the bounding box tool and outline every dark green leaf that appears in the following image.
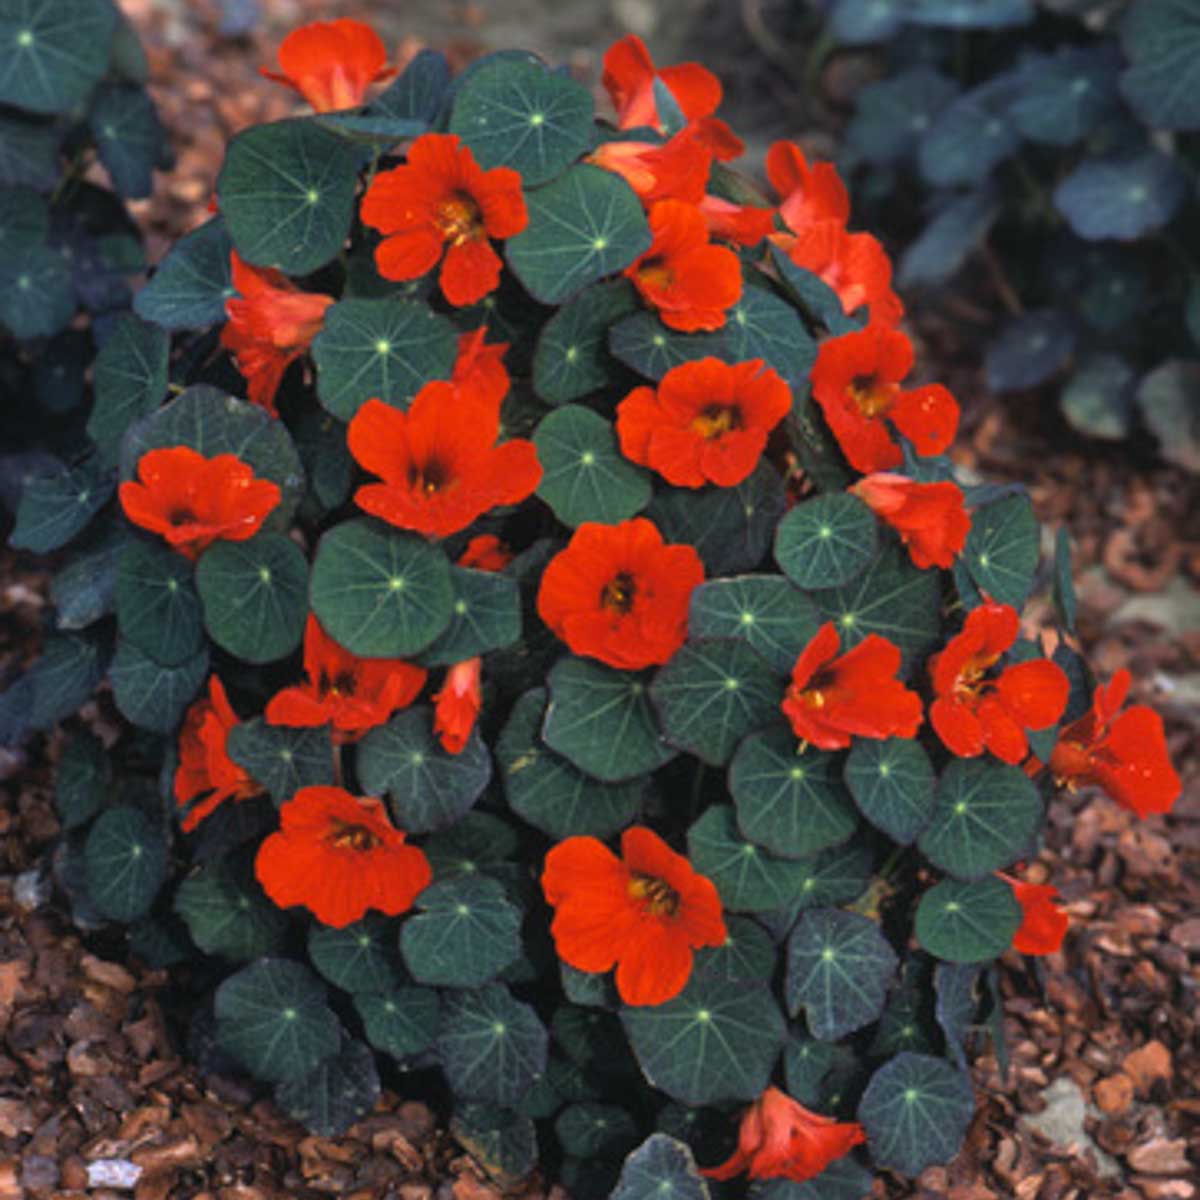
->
[869,955,940,1058]
[915,875,1021,963]
[845,67,958,167]
[611,1134,710,1200]
[0,115,59,191]
[1053,527,1077,635]
[608,312,724,380]
[355,987,439,1059]
[88,83,166,199]
[935,961,981,1071]
[225,718,334,804]
[1136,360,1200,473]
[308,914,403,993]
[415,566,522,667]
[274,1034,379,1137]
[0,243,74,339]
[134,217,235,330]
[0,185,47,258]
[688,576,820,675]
[110,639,207,733]
[1054,149,1187,241]
[54,731,109,831]
[533,279,638,404]
[691,914,777,987]
[51,523,130,630]
[984,309,1075,393]
[556,1102,638,1160]
[10,455,113,553]
[897,187,999,291]
[89,315,169,465]
[775,495,877,591]
[27,632,107,732]
[917,83,1020,188]
[115,539,204,667]
[956,491,1039,610]
[453,1103,539,1189]
[1010,46,1121,146]
[768,243,860,336]
[1120,0,1200,130]
[750,1156,874,1200]
[84,805,167,921]
[1061,353,1136,441]
[844,737,936,845]
[175,857,289,960]
[722,283,817,391]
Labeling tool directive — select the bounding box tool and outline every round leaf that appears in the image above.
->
[844,737,937,845]
[195,532,308,664]
[611,1134,709,1200]
[311,298,458,421]
[54,731,109,831]
[401,876,523,987]
[542,656,675,783]
[449,59,594,187]
[274,1035,380,1138]
[0,243,74,340]
[1136,360,1200,473]
[785,908,898,1040]
[133,217,235,331]
[438,984,549,1105]
[355,987,440,1060]
[415,566,522,667]
[687,804,813,913]
[650,640,784,767]
[914,875,1021,963]
[26,632,108,733]
[89,315,169,465]
[309,518,453,658]
[556,1102,638,1160]
[730,726,858,858]
[608,312,724,380]
[775,494,877,591]
[453,1103,539,1190]
[984,309,1075,393]
[308,914,404,993]
[857,1051,975,1176]
[88,83,166,200]
[621,975,786,1105]
[110,640,208,734]
[214,958,340,1083]
[918,759,1042,881]
[10,455,114,554]
[356,705,491,834]
[533,279,638,404]
[217,118,359,275]
[1061,353,1136,441]
[691,914,777,987]
[956,492,1038,610]
[224,718,335,804]
[506,164,651,305]
[1054,149,1187,241]
[115,539,205,667]
[722,283,816,390]
[1120,0,1200,130]
[84,806,167,922]
[534,405,652,527]
[688,575,821,674]
[174,857,288,960]
[497,688,642,839]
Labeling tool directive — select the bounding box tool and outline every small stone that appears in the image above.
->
[86,1159,142,1189]
[1122,1041,1173,1096]
[1094,1073,1134,1115]
[1127,1139,1191,1176]
[1138,1181,1196,1200]
[1168,917,1200,951]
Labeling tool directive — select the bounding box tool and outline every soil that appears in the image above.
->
[1,2,1197,1198]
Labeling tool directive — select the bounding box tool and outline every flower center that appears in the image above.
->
[409,458,450,496]
[167,506,196,526]
[600,572,636,615]
[848,374,897,419]
[636,259,673,290]
[628,872,679,917]
[691,404,740,440]
[952,654,998,704]
[436,193,484,246]
[320,670,357,698]
[326,820,382,852]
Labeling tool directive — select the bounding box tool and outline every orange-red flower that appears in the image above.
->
[542,826,726,1006]
[616,357,791,488]
[347,383,541,539]
[626,200,743,332]
[221,251,333,416]
[360,133,527,307]
[702,1087,866,1183]
[457,534,513,573]
[810,323,960,474]
[119,446,281,560]
[537,517,704,670]
[698,195,776,246]
[452,328,510,414]
[433,657,482,755]
[929,603,1069,765]
[255,786,432,928]
[1049,669,1181,818]
[851,473,971,570]
[260,18,395,112]
[782,622,923,750]
[997,872,1068,956]
[766,140,850,230]
[590,127,711,207]
[265,614,427,742]
[174,676,260,833]
[773,220,903,328]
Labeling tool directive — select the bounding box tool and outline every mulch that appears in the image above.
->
[1,2,1197,1197]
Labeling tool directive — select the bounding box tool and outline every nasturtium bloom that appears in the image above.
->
[119,446,281,560]
[702,1087,866,1183]
[174,676,259,833]
[542,826,726,1006]
[360,132,528,307]
[433,657,483,755]
[782,622,923,751]
[616,357,791,488]
[451,328,510,413]
[457,534,513,573]
[766,139,850,230]
[929,602,1069,765]
[625,199,743,332]
[221,251,334,416]
[698,194,776,246]
[536,517,704,670]
[265,614,427,742]
[851,473,971,570]
[591,126,712,207]
[255,786,432,928]
[260,18,395,112]
[810,322,959,474]
[347,382,541,539]
[998,872,1068,956]
[1049,669,1181,818]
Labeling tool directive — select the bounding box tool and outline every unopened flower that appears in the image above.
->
[432,657,482,755]
[175,677,259,832]
[851,473,971,569]
[260,18,395,112]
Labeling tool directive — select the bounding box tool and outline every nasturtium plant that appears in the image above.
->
[820,0,1200,470]
[4,16,1184,1200]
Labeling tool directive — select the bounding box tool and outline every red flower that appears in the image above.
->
[603,34,722,133]
[766,140,850,229]
[255,786,431,928]
[542,826,726,1006]
[616,357,791,488]
[997,872,1068,956]
[782,622,923,751]
[174,677,260,833]
[220,252,334,416]
[698,195,777,246]
[810,323,960,474]
[702,1087,866,1183]
[260,18,395,112]
[929,603,1069,765]
[265,614,427,742]
[851,473,971,569]
[119,446,281,560]
[457,534,513,573]
[537,517,704,670]
[1049,670,1181,818]
[433,657,482,755]
[591,127,711,207]
[360,133,528,307]
[452,328,510,415]
[347,383,541,539]
[773,221,903,328]
[626,200,743,332]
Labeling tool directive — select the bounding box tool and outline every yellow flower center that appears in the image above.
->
[629,872,679,917]
[436,194,484,246]
[691,404,740,440]
[601,572,636,615]
[326,820,382,852]
[848,374,897,418]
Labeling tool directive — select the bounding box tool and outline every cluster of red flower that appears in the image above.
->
[113,22,1183,1187]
